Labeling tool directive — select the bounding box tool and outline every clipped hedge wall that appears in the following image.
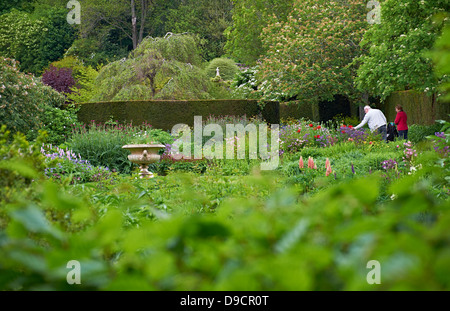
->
[380,90,450,125]
[279,101,320,122]
[75,100,279,130]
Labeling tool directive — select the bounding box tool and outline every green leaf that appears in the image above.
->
[9,205,63,240]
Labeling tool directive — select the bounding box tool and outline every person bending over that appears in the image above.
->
[354,105,388,142]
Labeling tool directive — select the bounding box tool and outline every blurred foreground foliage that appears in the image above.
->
[0,140,449,290]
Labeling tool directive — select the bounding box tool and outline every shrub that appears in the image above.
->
[68,122,134,174]
[0,126,48,205]
[408,123,443,143]
[39,104,80,146]
[279,121,337,155]
[51,56,101,103]
[205,57,239,81]
[0,57,66,140]
[67,121,176,174]
[230,66,260,99]
[42,65,76,94]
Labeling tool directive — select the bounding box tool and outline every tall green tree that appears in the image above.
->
[256,0,367,103]
[429,15,450,102]
[0,0,35,15]
[0,7,76,74]
[161,0,233,60]
[224,0,294,65]
[354,0,450,101]
[81,0,153,50]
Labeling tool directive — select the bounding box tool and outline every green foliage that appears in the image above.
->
[0,117,449,290]
[0,9,46,74]
[64,37,129,68]
[158,0,233,61]
[0,149,449,289]
[408,123,443,143]
[0,126,48,205]
[258,0,367,103]
[355,0,449,100]
[67,123,134,174]
[91,34,229,101]
[429,14,450,101]
[0,57,66,140]
[129,128,174,145]
[42,145,116,185]
[50,56,101,103]
[230,66,260,99]
[0,8,76,74]
[40,105,81,146]
[224,0,294,65]
[205,57,239,81]
[0,0,35,15]
[133,34,203,67]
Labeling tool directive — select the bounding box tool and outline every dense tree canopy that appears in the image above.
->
[429,15,450,101]
[0,7,76,74]
[354,0,450,101]
[161,0,233,61]
[224,0,294,65]
[256,0,368,103]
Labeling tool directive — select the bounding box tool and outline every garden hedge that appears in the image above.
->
[380,90,450,125]
[75,100,279,130]
[279,101,320,122]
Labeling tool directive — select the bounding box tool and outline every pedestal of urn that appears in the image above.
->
[122,144,166,178]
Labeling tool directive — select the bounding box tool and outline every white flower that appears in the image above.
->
[390,194,397,200]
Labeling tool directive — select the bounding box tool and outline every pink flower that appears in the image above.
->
[299,156,304,169]
[308,157,316,169]
[325,158,332,176]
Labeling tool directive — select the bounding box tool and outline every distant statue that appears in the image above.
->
[216,67,220,77]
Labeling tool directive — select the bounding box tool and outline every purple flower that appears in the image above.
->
[435,132,445,139]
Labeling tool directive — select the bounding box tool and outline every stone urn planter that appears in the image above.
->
[122,144,166,178]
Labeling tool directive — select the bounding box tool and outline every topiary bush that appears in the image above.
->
[205,57,239,81]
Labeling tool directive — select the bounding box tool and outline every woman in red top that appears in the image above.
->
[394,105,408,140]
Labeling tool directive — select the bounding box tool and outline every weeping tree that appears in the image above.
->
[91,33,228,101]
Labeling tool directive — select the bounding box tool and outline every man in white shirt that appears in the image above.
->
[354,105,387,142]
